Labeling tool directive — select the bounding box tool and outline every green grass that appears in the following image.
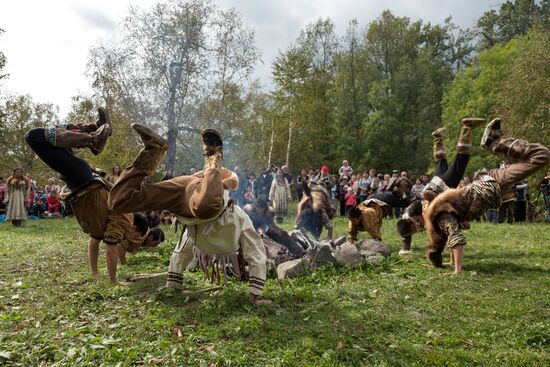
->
[0,216,549,366]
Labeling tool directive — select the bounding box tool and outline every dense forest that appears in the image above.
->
[1,0,549,181]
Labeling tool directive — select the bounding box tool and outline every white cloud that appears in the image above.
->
[0,0,492,117]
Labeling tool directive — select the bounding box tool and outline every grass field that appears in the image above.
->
[0,216,549,366]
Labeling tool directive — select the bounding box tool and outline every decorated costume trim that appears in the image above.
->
[46,126,57,146]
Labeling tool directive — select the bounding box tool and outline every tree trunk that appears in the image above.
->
[165,62,183,174]
[267,116,275,167]
[285,113,293,167]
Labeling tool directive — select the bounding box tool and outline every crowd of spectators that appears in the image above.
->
[2,164,548,226]
[0,170,81,225]
[225,161,548,224]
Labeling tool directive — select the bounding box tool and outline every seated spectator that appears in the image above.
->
[45,178,59,196]
[47,191,63,218]
[30,187,48,216]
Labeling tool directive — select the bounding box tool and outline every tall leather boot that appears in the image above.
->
[46,124,111,155]
[457,117,486,154]
[65,107,111,134]
[480,118,502,151]
[131,123,168,176]
[201,128,223,172]
[431,127,447,161]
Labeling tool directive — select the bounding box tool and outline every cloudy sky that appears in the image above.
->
[0,0,492,116]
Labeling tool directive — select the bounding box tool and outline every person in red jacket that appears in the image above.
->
[47,191,62,218]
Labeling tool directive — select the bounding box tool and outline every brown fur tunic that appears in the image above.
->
[424,188,467,252]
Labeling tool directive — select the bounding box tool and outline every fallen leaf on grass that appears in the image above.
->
[465,339,474,346]
[150,358,166,365]
[174,327,183,338]
[336,341,343,349]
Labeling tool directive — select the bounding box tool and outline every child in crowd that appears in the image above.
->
[47,190,62,218]
[344,187,357,214]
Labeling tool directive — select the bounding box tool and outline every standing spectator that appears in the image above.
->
[344,187,357,214]
[296,169,309,199]
[26,173,37,192]
[269,168,292,224]
[245,173,258,204]
[338,160,354,178]
[282,165,293,191]
[391,170,399,178]
[499,189,516,224]
[358,172,369,202]
[258,168,273,202]
[410,179,425,200]
[368,169,379,194]
[307,168,316,182]
[107,165,121,184]
[375,174,385,193]
[377,174,390,194]
[514,180,528,222]
[4,168,30,226]
[338,176,350,216]
[47,190,62,218]
[0,177,5,213]
[400,171,409,179]
[317,166,335,190]
[231,166,247,207]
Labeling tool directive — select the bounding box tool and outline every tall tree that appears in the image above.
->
[495,27,550,147]
[271,18,338,170]
[359,11,457,174]
[476,0,550,49]
[0,95,59,181]
[0,28,7,82]
[88,0,260,174]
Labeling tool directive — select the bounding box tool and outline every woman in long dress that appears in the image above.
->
[107,165,121,184]
[269,168,292,224]
[4,168,30,226]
